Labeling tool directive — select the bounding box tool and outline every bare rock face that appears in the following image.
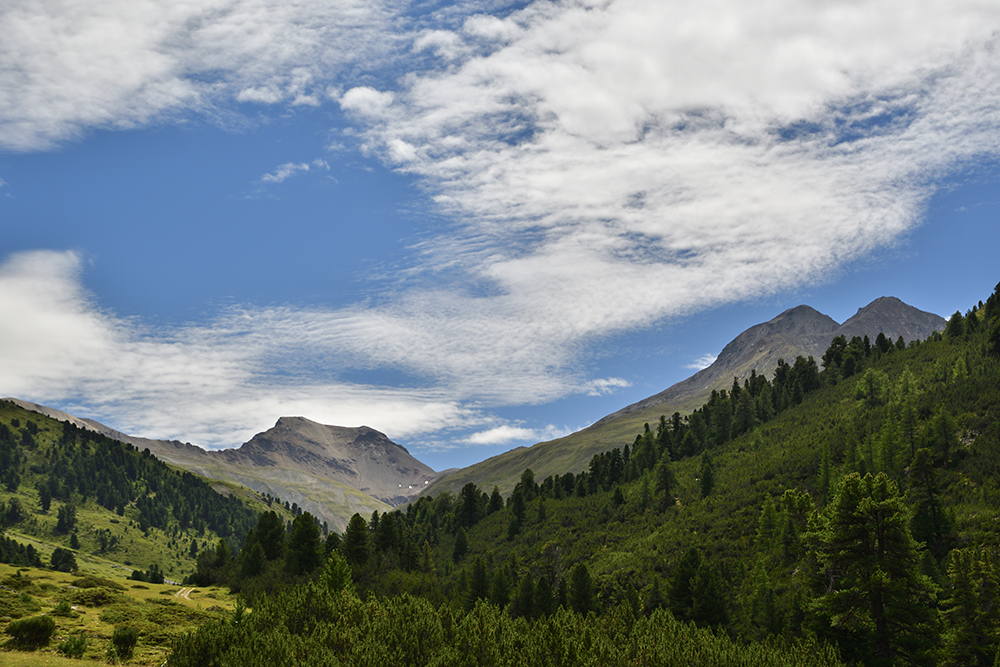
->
[222,417,438,506]
[835,296,946,345]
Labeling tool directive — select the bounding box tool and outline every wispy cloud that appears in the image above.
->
[341,1,1000,345]
[685,354,718,371]
[260,159,330,184]
[0,0,403,151]
[0,250,592,448]
[465,424,571,446]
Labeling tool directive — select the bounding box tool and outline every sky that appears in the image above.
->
[1,0,999,471]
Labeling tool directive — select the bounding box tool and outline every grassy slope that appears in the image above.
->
[171,456,392,530]
[424,395,708,499]
[426,324,1000,613]
[0,562,235,665]
[0,402,292,583]
[421,330,814,498]
[0,403,286,663]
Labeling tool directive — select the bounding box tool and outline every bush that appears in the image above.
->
[52,599,75,616]
[111,626,139,661]
[71,586,123,607]
[58,633,88,658]
[5,614,56,646]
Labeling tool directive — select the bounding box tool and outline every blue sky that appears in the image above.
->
[1,0,999,471]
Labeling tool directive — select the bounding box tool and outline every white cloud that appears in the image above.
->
[340,87,396,118]
[686,354,718,371]
[584,378,631,396]
[0,250,487,448]
[343,0,1000,342]
[0,0,402,150]
[413,30,465,60]
[465,423,570,446]
[260,158,330,183]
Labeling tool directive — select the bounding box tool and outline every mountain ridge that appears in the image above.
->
[421,296,946,497]
[2,399,442,531]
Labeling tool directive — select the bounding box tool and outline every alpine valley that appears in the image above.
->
[3,286,1000,667]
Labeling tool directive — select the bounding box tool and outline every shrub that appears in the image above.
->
[5,614,56,646]
[58,633,88,658]
[72,575,125,590]
[71,587,123,607]
[111,626,139,661]
[52,599,75,616]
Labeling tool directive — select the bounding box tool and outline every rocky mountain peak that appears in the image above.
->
[835,296,946,343]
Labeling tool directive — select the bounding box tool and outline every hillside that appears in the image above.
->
[167,281,1000,667]
[423,296,945,496]
[4,402,442,531]
[0,401,284,585]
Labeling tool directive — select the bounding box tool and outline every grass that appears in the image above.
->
[0,562,235,666]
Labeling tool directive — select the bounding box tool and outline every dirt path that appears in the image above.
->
[174,587,195,600]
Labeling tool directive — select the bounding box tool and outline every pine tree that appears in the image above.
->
[569,563,597,614]
[507,489,526,539]
[319,551,355,596]
[490,565,511,607]
[420,540,435,574]
[655,460,676,511]
[699,452,715,498]
[512,572,535,618]
[756,497,779,553]
[467,557,490,608]
[341,513,370,568]
[285,512,323,576]
[452,528,469,563]
[668,548,702,622]
[908,448,955,561]
[535,575,556,617]
[941,547,1000,667]
[807,472,939,666]
[255,511,285,561]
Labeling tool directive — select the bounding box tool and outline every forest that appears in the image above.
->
[164,280,1000,666]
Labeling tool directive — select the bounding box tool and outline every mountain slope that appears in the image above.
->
[0,400,277,583]
[4,401,441,531]
[423,297,945,497]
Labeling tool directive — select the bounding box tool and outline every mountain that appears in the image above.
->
[422,297,945,496]
[4,400,442,530]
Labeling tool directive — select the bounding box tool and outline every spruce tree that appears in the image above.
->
[655,460,676,511]
[452,528,469,563]
[941,547,1000,667]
